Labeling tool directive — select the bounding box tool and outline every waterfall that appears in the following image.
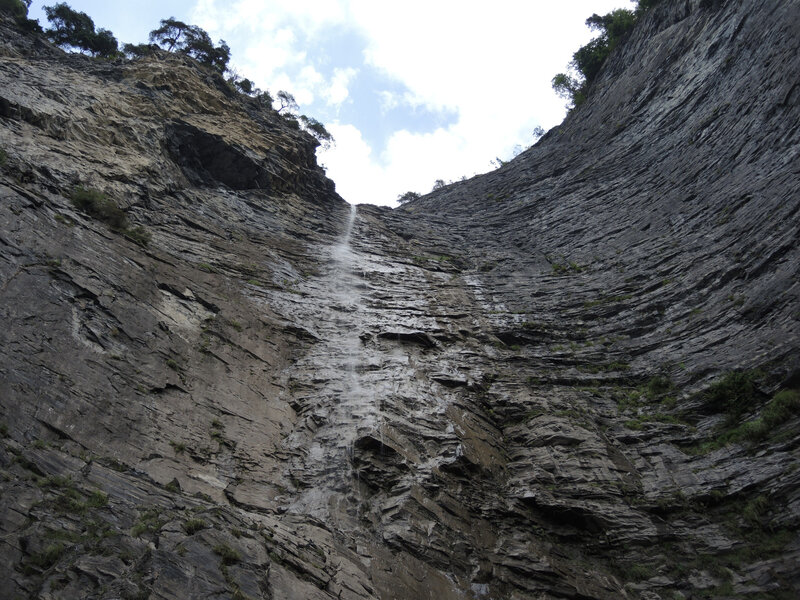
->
[344,203,357,244]
[334,205,367,419]
[283,202,377,521]
[332,203,357,266]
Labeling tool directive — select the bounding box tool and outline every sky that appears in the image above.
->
[27,1,634,206]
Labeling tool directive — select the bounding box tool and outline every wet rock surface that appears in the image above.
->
[1,1,800,599]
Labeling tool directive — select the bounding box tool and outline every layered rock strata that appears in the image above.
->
[1,1,799,598]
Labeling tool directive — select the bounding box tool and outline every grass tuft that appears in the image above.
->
[214,543,241,565]
[69,186,150,246]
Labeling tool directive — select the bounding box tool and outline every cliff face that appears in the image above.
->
[0,1,798,599]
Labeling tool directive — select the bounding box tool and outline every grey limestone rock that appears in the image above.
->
[1,1,799,598]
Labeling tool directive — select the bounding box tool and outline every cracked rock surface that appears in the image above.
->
[1,1,799,598]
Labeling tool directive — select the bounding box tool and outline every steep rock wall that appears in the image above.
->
[0,1,799,599]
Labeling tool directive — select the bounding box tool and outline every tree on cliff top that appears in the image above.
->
[552,6,639,108]
[397,191,421,204]
[1,0,29,21]
[0,0,39,32]
[149,17,230,73]
[0,0,27,17]
[275,90,299,114]
[148,17,188,52]
[44,3,118,57]
[299,115,334,149]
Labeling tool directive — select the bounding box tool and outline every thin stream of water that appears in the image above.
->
[286,204,379,521]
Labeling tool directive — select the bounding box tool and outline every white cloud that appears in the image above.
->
[319,121,487,206]
[190,0,634,206]
[318,123,381,201]
[192,0,347,34]
[327,67,357,107]
[237,28,304,83]
[378,90,399,112]
[291,65,323,105]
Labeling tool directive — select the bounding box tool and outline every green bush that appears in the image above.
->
[552,8,636,107]
[213,543,240,565]
[87,490,108,508]
[646,375,674,400]
[741,389,800,442]
[124,225,151,247]
[25,542,65,572]
[69,186,150,246]
[627,563,655,581]
[704,371,760,421]
[183,518,206,535]
[743,495,769,525]
[0,0,28,19]
[762,389,800,424]
[255,90,273,110]
[131,508,163,537]
[0,0,40,31]
[70,186,128,229]
[693,388,798,453]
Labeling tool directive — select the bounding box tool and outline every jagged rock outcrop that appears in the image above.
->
[1,1,799,599]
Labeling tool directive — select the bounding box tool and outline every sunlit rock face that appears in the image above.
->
[1,1,799,598]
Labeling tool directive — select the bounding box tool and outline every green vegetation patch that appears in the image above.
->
[645,375,674,399]
[626,563,655,582]
[552,1,666,108]
[23,542,65,574]
[551,261,585,275]
[87,490,109,508]
[213,543,241,565]
[124,226,151,247]
[183,518,206,535]
[70,187,128,229]
[690,388,800,454]
[131,507,164,537]
[0,0,29,20]
[69,186,150,246]
[702,370,762,423]
[36,475,109,514]
[583,293,633,308]
[614,375,684,429]
[624,412,683,430]
[45,2,118,57]
[0,0,40,32]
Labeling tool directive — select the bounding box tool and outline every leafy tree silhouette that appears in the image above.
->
[44,2,118,57]
[149,17,230,73]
